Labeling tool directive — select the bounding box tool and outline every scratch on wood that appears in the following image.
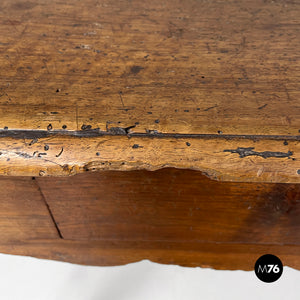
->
[204,105,217,111]
[29,138,38,146]
[56,147,64,157]
[118,91,125,107]
[257,166,264,177]
[258,103,268,110]
[223,147,293,159]
[38,152,47,157]
[96,139,109,148]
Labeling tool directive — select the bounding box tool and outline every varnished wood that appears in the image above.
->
[37,169,300,245]
[0,0,299,181]
[0,169,300,270]
[0,177,59,239]
[0,170,298,270]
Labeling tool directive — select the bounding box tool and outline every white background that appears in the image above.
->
[0,254,298,300]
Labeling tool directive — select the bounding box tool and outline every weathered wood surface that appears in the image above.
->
[0,171,299,270]
[0,0,299,181]
[0,134,299,182]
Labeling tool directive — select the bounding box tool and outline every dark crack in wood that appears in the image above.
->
[34,179,64,239]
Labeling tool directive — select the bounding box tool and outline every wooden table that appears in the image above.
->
[0,0,299,270]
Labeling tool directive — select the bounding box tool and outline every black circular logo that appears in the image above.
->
[254,254,283,283]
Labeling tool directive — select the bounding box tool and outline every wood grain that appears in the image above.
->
[37,169,300,245]
[0,134,299,182]
[0,0,299,269]
[0,177,59,240]
[0,0,299,180]
[0,171,298,270]
[0,0,299,135]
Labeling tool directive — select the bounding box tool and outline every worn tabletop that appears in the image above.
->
[0,0,299,182]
